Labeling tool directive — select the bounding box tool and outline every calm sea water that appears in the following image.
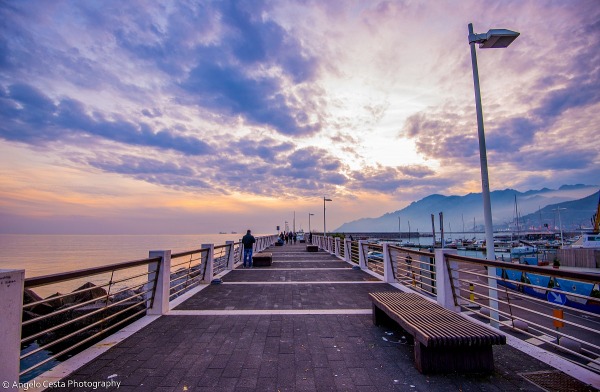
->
[0,233,257,278]
[0,232,497,279]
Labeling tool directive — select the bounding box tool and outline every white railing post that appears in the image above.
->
[382,244,395,283]
[0,269,25,386]
[201,244,214,283]
[335,238,341,258]
[148,250,171,315]
[358,240,367,269]
[226,241,235,270]
[344,239,351,263]
[435,248,459,311]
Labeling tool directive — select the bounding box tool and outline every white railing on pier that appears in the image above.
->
[311,235,600,378]
[2,234,277,385]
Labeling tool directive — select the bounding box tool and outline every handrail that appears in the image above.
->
[388,244,434,257]
[15,236,279,384]
[24,256,162,287]
[171,248,203,259]
[444,252,600,374]
[448,253,599,282]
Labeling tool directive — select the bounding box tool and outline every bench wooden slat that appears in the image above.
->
[370,291,506,374]
[369,291,505,347]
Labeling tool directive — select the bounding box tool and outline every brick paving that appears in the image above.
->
[56,243,559,391]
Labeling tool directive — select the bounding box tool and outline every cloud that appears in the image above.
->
[401,110,478,162]
[399,165,435,178]
[74,144,351,198]
[487,116,539,153]
[232,136,294,162]
[173,1,322,136]
[87,154,214,190]
[0,84,211,155]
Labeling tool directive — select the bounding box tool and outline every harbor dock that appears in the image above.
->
[23,243,596,392]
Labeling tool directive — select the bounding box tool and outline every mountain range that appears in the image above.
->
[334,185,599,233]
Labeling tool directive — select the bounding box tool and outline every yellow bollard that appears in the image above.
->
[469,282,475,302]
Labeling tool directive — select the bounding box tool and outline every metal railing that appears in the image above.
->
[13,234,278,384]
[390,245,437,296]
[349,241,360,264]
[362,242,384,275]
[20,256,162,380]
[444,253,600,374]
[213,245,230,276]
[312,234,600,377]
[232,242,243,266]
[169,248,208,300]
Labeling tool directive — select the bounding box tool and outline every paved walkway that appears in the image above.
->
[55,244,572,391]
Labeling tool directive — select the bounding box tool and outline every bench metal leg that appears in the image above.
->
[414,342,495,374]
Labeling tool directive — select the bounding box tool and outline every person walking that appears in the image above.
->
[242,229,256,268]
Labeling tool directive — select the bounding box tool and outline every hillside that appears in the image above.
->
[334,185,599,233]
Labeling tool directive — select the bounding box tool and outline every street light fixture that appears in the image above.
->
[468,22,519,328]
[308,213,314,234]
[324,197,332,237]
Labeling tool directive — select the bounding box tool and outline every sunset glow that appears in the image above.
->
[1,1,598,234]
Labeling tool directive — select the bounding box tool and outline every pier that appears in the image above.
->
[4,239,600,391]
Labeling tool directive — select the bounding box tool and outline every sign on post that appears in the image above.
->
[547,291,567,306]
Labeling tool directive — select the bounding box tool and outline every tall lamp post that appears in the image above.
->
[323,197,332,237]
[468,22,519,328]
[308,213,314,234]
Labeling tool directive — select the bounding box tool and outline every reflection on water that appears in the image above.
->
[0,233,248,276]
[0,234,252,297]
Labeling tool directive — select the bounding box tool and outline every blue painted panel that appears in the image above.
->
[526,273,551,288]
[505,269,522,282]
[554,278,594,297]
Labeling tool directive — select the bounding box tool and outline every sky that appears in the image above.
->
[1,0,599,235]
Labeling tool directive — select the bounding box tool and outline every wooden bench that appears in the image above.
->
[306,245,318,252]
[369,292,506,374]
[252,252,272,267]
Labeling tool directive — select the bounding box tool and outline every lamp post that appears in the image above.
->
[308,213,314,234]
[323,197,332,237]
[468,22,519,328]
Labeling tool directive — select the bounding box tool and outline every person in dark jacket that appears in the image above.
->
[242,229,256,268]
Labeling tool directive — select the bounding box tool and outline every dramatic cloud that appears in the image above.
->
[0,0,598,234]
[0,84,211,155]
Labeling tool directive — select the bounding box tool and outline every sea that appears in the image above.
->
[0,232,493,279]
[0,233,253,279]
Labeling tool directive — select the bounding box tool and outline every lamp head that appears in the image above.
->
[469,28,519,48]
